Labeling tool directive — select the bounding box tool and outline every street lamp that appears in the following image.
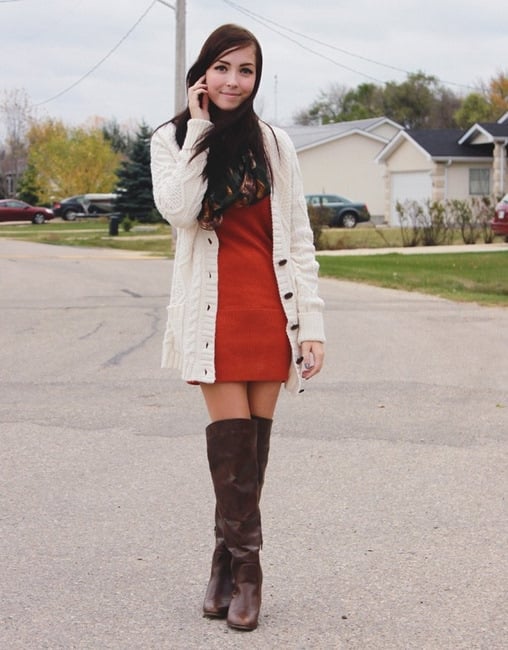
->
[156,0,186,114]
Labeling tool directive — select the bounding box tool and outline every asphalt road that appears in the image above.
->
[1,239,507,650]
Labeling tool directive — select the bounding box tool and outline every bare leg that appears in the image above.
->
[201,380,281,628]
[200,381,281,421]
[247,381,281,419]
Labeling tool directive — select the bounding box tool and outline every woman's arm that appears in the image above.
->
[277,130,325,345]
[150,119,211,229]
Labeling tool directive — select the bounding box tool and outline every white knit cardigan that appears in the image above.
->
[151,118,325,395]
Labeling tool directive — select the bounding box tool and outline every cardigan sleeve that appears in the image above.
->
[276,129,326,344]
[150,119,211,229]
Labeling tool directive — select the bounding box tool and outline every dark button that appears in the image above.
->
[208,238,212,244]
[206,305,211,311]
[290,323,299,331]
[204,369,208,375]
[278,259,288,266]
[296,356,304,365]
[284,292,293,300]
[299,388,305,394]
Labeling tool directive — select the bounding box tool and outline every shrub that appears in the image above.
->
[307,204,331,250]
[122,215,134,232]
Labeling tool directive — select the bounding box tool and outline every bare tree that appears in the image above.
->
[0,88,34,196]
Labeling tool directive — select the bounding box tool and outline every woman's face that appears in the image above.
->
[205,44,257,111]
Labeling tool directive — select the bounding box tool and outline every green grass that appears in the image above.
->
[1,220,507,306]
[317,252,508,306]
[0,220,173,257]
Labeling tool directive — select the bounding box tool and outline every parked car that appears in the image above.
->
[491,193,508,241]
[52,193,117,220]
[0,199,54,224]
[305,194,371,228]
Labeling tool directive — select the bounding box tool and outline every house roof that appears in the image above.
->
[408,129,494,158]
[376,127,494,163]
[458,121,508,145]
[284,117,401,152]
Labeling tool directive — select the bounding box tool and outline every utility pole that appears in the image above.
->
[156,0,186,114]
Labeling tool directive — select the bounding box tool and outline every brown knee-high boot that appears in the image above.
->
[206,418,262,631]
[251,415,273,500]
[202,506,233,618]
[203,416,273,619]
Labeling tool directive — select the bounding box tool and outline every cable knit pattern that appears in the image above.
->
[151,119,325,395]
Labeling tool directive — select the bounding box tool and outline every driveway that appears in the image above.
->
[1,239,507,649]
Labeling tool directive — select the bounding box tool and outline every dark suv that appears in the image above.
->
[305,194,371,228]
[52,194,117,220]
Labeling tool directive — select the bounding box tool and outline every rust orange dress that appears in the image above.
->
[214,195,291,382]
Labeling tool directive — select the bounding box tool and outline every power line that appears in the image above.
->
[223,0,476,91]
[35,0,157,106]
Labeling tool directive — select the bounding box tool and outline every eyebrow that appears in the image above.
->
[216,58,255,68]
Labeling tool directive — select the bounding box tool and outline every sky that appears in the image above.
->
[1,0,507,133]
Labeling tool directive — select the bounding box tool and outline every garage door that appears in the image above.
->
[390,172,432,225]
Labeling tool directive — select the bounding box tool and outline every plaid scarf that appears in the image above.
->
[198,150,270,230]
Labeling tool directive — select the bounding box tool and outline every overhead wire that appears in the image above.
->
[35,0,158,106]
[223,0,476,91]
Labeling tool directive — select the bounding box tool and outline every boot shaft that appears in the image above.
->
[206,418,262,555]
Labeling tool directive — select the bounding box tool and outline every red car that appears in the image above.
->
[0,199,54,224]
[492,194,508,241]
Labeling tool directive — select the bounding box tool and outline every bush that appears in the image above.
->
[122,215,134,232]
[397,197,496,246]
[307,204,331,250]
[448,199,479,244]
[396,200,423,246]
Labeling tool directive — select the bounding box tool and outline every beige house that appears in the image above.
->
[284,118,403,222]
[376,112,508,225]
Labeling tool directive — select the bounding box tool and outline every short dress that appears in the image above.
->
[214,194,291,382]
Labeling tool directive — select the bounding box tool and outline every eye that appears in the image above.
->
[240,67,254,76]
[214,64,227,72]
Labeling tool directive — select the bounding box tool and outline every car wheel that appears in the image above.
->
[32,213,45,224]
[64,209,78,221]
[341,212,357,228]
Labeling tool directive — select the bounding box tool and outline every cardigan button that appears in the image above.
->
[284,292,293,300]
[278,259,288,266]
[290,323,299,331]
[296,356,304,365]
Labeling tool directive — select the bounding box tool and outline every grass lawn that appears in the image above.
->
[1,219,507,306]
[0,220,173,257]
[317,251,508,306]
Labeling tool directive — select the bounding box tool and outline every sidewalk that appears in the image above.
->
[317,241,508,255]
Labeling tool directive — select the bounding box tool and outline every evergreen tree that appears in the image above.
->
[115,122,158,222]
[17,162,41,205]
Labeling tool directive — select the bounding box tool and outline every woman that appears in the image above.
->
[151,24,325,631]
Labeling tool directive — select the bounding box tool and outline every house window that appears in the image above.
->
[469,169,490,196]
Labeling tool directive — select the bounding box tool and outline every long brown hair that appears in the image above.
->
[171,24,269,185]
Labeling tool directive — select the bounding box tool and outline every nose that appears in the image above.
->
[225,72,239,87]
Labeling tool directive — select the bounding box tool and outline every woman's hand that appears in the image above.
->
[188,75,210,120]
[300,341,325,380]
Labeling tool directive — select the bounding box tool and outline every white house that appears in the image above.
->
[376,112,508,225]
[284,113,508,225]
[284,117,403,222]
